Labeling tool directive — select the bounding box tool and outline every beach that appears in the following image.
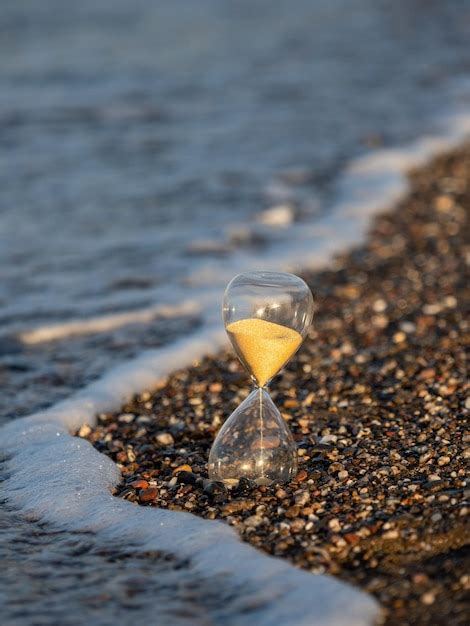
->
[81,146,470,625]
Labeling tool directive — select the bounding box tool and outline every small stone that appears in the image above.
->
[295,491,310,507]
[118,413,135,423]
[329,518,341,532]
[155,432,174,446]
[116,451,128,463]
[209,382,223,393]
[413,573,429,585]
[285,505,301,519]
[420,368,436,380]
[328,462,344,474]
[172,464,192,475]
[372,314,388,329]
[421,591,436,605]
[437,456,450,466]
[393,331,406,344]
[435,194,454,211]
[203,480,227,499]
[131,479,149,490]
[373,298,387,312]
[295,469,308,482]
[244,514,263,528]
[382,529,399,540]
[139,487,158,502]
[320,434,337,445]
[399,321,416,334]
[78,424,92,437]
[222,500,256,515]
[176,471,199,485]
[344,533,360,545]
[284,399,299,409]
[235,477,256,495]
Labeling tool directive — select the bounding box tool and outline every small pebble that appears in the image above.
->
[139,487,158,502]
[155,433,174,446]
[172,464,193,475]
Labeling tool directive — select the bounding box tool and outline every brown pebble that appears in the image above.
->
[420,368,436,380]
[222,500,256,515]
[155,433,174,446]
[139,487,158,502]
[344,533,360,545]
[421,591,436,605]
[172,464,193,475]
[284,399,299,409]
[295,469,308,482]
[285,505,301,519]
[131,479,149,490]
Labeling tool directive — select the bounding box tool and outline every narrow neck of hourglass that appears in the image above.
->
[251,373,273,389]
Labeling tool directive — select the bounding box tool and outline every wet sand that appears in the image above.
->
[81,146,470,625]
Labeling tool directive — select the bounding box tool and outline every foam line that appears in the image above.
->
[19,300,201,344]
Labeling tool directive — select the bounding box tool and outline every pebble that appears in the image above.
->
[130,479,149,490]
[285,505,301,519]
[319,434,337,445]
[382,529,399,540]
[222,500,256,515]
[176,471,199,485]
[295,469,308,482]
[295,491,310,507]
[118,413,135,423]
[78,424,92,437]
[203,480,227,500]
[139,487,158,502]
[420,591,436,606]
[155,432,174,446]
[172,464,193,475]
[437,456,451,466]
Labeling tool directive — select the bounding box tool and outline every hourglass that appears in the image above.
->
[208,271,314,486]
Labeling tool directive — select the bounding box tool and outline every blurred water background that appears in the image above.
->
[1,0,470,422]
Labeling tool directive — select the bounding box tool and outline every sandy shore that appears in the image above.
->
[80,146,469,625]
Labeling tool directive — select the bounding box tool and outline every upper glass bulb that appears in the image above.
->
[223,271,314,387]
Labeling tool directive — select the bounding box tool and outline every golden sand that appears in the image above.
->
[227,318,302,387]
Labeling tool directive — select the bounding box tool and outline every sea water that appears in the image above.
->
[1,0,470,422]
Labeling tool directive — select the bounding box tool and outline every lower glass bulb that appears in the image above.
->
[208,388,298,486]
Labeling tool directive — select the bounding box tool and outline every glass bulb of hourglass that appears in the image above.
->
[208,388,297,486]
[208,271,314,486]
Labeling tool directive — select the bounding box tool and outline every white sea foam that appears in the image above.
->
[2,91,470,625]
[19,300,201,344]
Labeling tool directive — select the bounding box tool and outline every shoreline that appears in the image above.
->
[82,146,470,625]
